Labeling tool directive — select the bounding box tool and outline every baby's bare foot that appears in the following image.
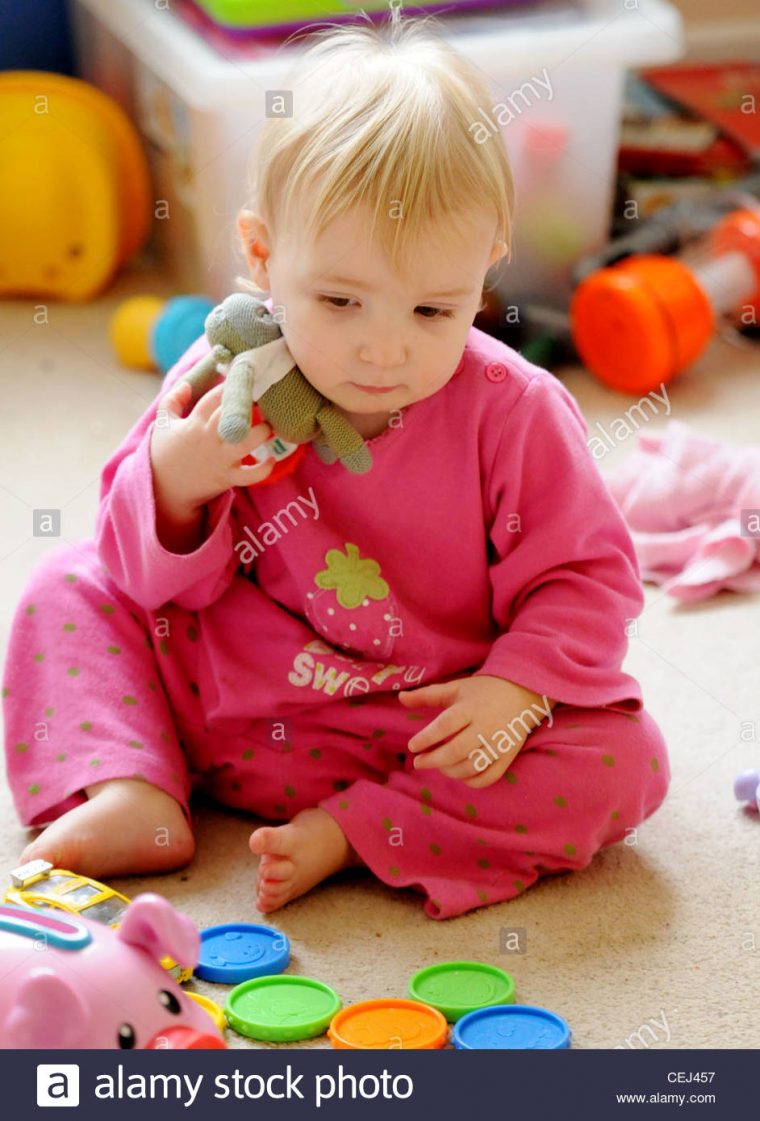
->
[18,778,195,881]
[249,807,364,913]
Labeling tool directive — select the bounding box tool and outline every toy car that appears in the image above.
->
[4,859,192,983]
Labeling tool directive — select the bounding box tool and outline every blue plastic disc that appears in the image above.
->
[195,923,290,984]
[452,1004,571,1050]
[152,295,214,375]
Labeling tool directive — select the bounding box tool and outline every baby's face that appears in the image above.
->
[244,197,506,436]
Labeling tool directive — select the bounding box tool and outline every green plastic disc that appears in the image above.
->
[409,961,516,1022]
[224,975,342,1042]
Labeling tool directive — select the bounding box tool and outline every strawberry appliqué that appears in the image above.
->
[305,542,400,659]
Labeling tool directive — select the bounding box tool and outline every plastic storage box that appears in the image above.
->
[187,0,534,38]
[71,0,683,306]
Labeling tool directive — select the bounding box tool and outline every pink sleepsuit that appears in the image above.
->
[2,324,670,919]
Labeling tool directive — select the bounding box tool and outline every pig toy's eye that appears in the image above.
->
[117,1023,136,1049]
[158,989,182,1015]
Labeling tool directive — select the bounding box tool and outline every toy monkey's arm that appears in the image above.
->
[178,344,231,406]
[217,352,257,444]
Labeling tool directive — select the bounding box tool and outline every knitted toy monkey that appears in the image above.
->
[178,293,373,474]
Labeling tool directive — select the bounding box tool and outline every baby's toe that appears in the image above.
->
[256,877,294,912]
[259,857,295,882]
[19,838,47,865]
[259,876,293,898]
[249,827,273,856]
[19,827,83,874]
[249,825,293,858]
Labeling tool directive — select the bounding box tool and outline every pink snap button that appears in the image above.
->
[485,362,507,383]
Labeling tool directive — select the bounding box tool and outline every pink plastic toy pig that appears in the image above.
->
[0,893,226,1049]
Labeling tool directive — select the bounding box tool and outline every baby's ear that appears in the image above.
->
[238,210,271,287]
[238,210,268,251]
[236,210,251,242]
[488,239,509,269]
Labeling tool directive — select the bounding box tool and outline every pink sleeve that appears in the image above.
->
[94,336,240,612]
[474,375,645,711]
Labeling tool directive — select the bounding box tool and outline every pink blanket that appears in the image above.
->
[606,419,760,602]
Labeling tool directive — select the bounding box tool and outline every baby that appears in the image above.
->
[2,14,670,921]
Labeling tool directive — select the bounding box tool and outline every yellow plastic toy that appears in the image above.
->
[110,295,167,369]
[0,71,151,300]
[186,992,227,1033]
[4,859,192,984]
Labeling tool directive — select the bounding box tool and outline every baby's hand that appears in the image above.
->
[150,380,276,514]
[398,675,554,788]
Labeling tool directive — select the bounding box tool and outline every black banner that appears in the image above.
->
[6,1047,752,1118]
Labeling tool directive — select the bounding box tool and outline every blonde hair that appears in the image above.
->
[237,7,515,289]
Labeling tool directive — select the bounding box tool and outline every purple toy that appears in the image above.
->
[734,769,760,812]
[0,893,226,1049]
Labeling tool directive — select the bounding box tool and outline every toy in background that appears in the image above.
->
[575,171,760,285]
[2,860,572,1049]
[636,62,760,176]
[571,205,760,395]
[617,70,753,195]
[0,71,150,301]
[178,293,373,478]
[5,859,192,983]
[734,770,760,814]
[0,894,226,1049]
[109,294,214,374]
[612,64,760,249]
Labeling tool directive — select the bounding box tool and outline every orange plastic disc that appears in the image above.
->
[327,999,449,1050]
[571,254,714,395]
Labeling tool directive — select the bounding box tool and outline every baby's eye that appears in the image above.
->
[318,296,453,320]
[416,306,454,320]
[320,296,356,309]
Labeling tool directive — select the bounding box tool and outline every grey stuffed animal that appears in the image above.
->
[178,293,372,474]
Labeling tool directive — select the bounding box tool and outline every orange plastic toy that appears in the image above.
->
[571,207,760,396]
[327,998,449,1050]
[0,71,151,300]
